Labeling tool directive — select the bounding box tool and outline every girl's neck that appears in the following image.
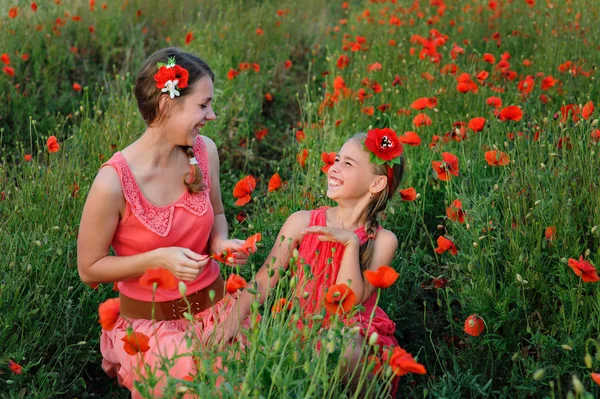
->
[326,205,366,231]
[127,129,181,168]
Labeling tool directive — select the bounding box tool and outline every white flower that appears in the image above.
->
[162,79,180,98]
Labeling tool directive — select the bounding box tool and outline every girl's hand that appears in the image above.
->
[157,247,211,282]
[300,226,360,247]
[204,309,243,349]
[211,238,249,266]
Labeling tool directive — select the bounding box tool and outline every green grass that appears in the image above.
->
[2,0,600,397]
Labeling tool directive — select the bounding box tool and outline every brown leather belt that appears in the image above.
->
[119,274,225,321]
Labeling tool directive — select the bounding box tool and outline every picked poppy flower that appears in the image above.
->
[434,236,458,255]
[98,297,120,331]
[240,232,261,255]
[324,283,357,315]
[364,127,403,162]
[567,255,600,283]
[387,346,426,376]
[468,117,486,132]
[233,175,256,206]
[47,136,60,153]
[499,105,523,121]
[399,131,421,146]
[8,359,22,374]
[399,187,417,201]
[121,332,150,355]
[485,150,510,166]
[212,248,235,264]
[321,151,336,173]
[139,268,178,290]
[582,101,594,120]
[464,314,485,336]
[431,152,460,181]
[268,173,282,192]
[364,265,399,288]
[226,273,247,293]
[446,199,465,223]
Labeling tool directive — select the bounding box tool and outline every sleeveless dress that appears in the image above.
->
[98,136,248,398]
[295,206,399,348]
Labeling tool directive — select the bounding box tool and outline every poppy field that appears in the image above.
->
[2,0,600,398]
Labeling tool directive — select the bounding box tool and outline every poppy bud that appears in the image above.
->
[540,163,546,170]
[591,119,598,127]
[532,368,546,381]
[302,291,309,299]
[368,332,379,346]
[493,184,498,190]
[572,375,584,394]
[176,386,189,394]
[327,340,336,353]
[592,226,598,234]
[504,141,509,148]
[33,240,41,247]
[179,281,187,296]
[473,242,478,248]
[585,353,593,369]
[466,223,470,230]
[534,200,542,206]
[561,344,573,351]
[292,248,299,260]
[543,117,548,124]
[274,338,281,351]
[585,249,591,257]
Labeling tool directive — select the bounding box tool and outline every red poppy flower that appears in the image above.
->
[544,226,556,242]
[392,75,402,86]
[8,360,22,374]
[139,268,177,290]
[21,53,29,61]
[567,256,600,283]
[387,346,426,376]
[284,60,292,69]
[483,53,495,64]
[434,236,458,255]
[464,314,485,336]
[3,66,15,77]
[1,53,9,64]
[296,130,306,142]
[233,175,256,206]
[364,127,403,162]
[486,96,502,108]
[410,97,437,110]
[47,136,60,153]
[297,148,308,167]
[399,187,417,201]
[268,173,282,192]
[362,106,375,116]
[98,298,120,331]
[254,128,268,141]
[226,274,247,293]
[154,65,189,90]
[446,199,465,223]
[399,131,421,146]
[484,150,510,166]
[24,154,32,162]
[431,152,459,181]
[324,284,357,315]
[364,265,399,288]
[8,7,18,18]
[73,82,82,92]
[367,62,382,72]
[185,31,193,45]
[413,113,432,127]
[468,117,486,132]
[582,101,594,120]
[240,232,261,255]
[255,28,264,35]
[560,104,581,122]
[592,373,600,386]
[271,298,291,314]
[337,55,349,69]
[227,68,239,80]
[499,105,523,121]
[31,2,38,12]
[264,93,273,102]
[541,76,556,90]
[321,151,336,173]
[333,75,346,90]
[121,332,150,355]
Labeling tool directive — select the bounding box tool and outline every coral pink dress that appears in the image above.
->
[295,206,399,348]
[98,136,247,398]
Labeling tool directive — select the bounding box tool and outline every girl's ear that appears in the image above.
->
[370,175,387,194]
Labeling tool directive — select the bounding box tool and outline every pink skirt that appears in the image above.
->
[100,292,249,399]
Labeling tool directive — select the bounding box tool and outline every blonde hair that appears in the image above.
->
[348,132,404,271]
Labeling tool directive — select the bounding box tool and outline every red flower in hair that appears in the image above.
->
[364,128,403,164]
[153,57,189,96]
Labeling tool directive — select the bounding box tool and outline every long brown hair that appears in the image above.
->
[349,132,404,271]
[134,47,214,193]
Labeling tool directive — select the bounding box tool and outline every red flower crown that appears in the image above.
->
[153,56,189,98]
[363,127,403,192]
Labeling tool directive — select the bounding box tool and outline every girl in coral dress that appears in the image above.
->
[214,128,424,395]
[77,47,251,398]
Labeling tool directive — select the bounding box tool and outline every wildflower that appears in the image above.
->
[139,268,178,289]
[98,298,120,331]
[567,255,599,283]
[226,274,247,293]
[47,136,60,152]
[233,175,256,206]
[324,284,356,315]
[464,314,485,336]
[122,332,150,355]
[399,188,417,201]
[364,266,400,288]
[268,173,282,192]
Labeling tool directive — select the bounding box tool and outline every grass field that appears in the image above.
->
[1,0,600,397]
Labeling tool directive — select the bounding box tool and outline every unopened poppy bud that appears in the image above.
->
[248,224,254,231]
[516,274,523,283]
[178,281,187,296]
[473,242,478,248]
[209,289,215,302]
[51,225,60,231]
[289,276,298,289]
[534,200,542,206]
[540,163,546,170]
[493,184,498,190]
[416,193,421,199]
[33,240,41,247]
[466,223,470,230]
[327,340,336,353]
[492,144,498,151]
[274,338,281,351]
[585,249,591,257]
[292,248,299,260]
[26,264,32,273]
[592,119,599,127]
[368,332,379,346]
[175,386,189,394]
[504,141,509,148]
[561,344,573,351]
[572,375,584,394]
[437,225,444,229]
[592,226,598,234]
[302,291,309,299]
[478,236,486,240]
[561,257,568,263]
[584,353,593,369]
[532,368,546,381]
[312,314,324,321]
[77,341,87,345]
